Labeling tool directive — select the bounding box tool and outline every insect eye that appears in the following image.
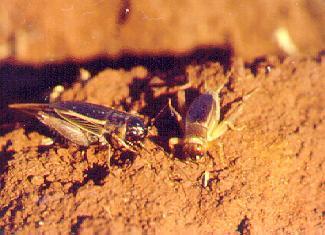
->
[194,144,206,158]
[132,129,140,136]
[126,126,147,142]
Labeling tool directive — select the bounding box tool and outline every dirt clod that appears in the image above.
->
[30,176,44,186]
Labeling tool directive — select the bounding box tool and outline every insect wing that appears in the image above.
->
[51,101,131,127]
[9,102,99,146]
[38,112,92,146]
[53,107,106,137]
[51,102,114,120]
[186,93,217,129]
[9,103,53,115]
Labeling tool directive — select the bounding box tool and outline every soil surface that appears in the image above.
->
[0,55,324,234]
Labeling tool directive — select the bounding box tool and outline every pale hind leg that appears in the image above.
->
[168,137,184,156]
[208,81,227,125]
[167,98,183,126]
[166,98,186,154]
[208,87,258,141]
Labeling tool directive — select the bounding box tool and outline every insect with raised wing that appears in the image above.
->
[9,101,150,157]
[168,83,258,160]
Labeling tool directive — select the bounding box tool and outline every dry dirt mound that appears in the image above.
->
[0,56,324,234]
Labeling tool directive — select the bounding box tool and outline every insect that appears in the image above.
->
[168,82,258,160]
[9,101,150,157]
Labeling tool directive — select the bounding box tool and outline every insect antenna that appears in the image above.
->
[242,87,260,101]
[140,102,173,157]
[146,101,171,134]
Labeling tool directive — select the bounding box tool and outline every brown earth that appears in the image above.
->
[0,0,324,63]
[0,55,324,234]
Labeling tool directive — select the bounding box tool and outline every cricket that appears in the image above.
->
[9,101,149,157]
[168,82,258,160]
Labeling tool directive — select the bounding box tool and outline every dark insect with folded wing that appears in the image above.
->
[9,101,148,153]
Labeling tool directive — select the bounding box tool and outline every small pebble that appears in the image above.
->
[31,176,44,186]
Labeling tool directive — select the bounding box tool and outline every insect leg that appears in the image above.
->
[216,142,226,167]
[109,132,137,153]
[208,88,259,141]
[209,82,226,125]
[37,112,91,147]
[221,87,259,131]
[168,137,184,154]
[79,147,87,159]
[147,101,172,130]
[201,170,210,188]
[107,144,111,167]
[207,102,245,141]
[167,98,183,126]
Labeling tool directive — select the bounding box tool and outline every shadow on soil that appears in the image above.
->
[0,47,232,114]
[0,140,15,191]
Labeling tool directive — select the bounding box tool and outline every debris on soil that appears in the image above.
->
[0,55,324,234]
